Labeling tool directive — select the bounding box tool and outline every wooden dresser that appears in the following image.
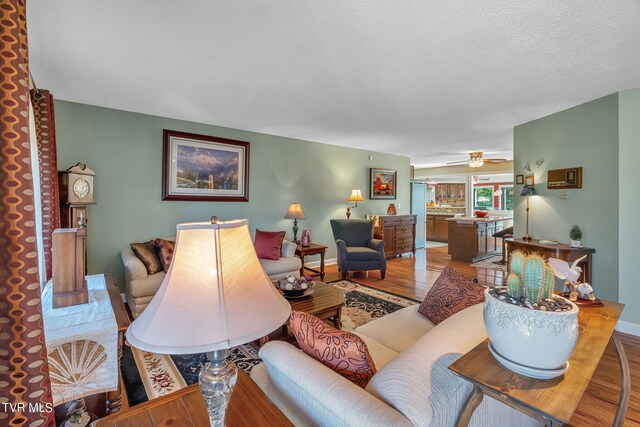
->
[375,215,417,258]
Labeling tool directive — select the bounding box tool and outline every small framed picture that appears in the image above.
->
[370,168,397,199]
[515,174,524,185]
[525,176,534,186]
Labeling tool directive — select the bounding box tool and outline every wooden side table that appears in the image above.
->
[449,301,629,427]
[105,274,130,414]
[295,243,327,280]
[94,370,292,426]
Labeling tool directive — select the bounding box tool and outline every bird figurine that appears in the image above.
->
[547,255,591,301]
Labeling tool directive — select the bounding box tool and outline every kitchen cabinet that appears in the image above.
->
[426,214,454,242]
[447,217,513,262]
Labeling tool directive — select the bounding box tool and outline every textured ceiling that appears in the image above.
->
[27,1,640,167]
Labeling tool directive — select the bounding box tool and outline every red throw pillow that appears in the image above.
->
[154,238,175,273]
[253,229,285,260]
[418,267,485,324]
[289,310,376,388]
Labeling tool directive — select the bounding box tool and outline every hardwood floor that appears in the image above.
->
[323,246,640,426]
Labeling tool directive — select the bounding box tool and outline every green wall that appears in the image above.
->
[513,94,620,302]
[619,89,640,323]
[54,101,410,290]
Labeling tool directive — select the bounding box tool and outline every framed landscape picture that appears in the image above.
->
[162,130,249,201]
[370,168,397,199]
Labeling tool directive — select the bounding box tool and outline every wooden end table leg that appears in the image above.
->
[612,331,630,427]
[299,255,305,278]
[455,385,484,427]
[320,251,325,280]
[105,333,124,414]
[333,308,342,329]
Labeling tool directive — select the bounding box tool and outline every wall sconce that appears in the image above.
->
[346,189,364,219]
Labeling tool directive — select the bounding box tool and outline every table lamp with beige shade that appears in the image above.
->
[346,188,364,219]
[284,202,306,243]
[126,218,290,427]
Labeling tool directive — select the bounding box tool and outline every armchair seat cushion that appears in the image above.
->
[346,246,381,261]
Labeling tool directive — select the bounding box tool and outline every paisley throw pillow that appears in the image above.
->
[154,238,175,273]
[418,267,485,324]
[289,310,376,388]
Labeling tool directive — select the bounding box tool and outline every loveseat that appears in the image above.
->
[121,232,301,318]
[250,303,540,426]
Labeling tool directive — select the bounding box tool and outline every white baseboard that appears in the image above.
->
[305,258,337,269]
[616,320,640,336]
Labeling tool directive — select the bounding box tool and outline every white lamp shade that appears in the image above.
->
[348,189,364,202]
[285,203,306,219]
[126,219,291,354]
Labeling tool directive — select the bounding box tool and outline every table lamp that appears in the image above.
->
[126,218,290,427]
[346,189,364,219]
[520,185,538,241]
[285,202,306,243]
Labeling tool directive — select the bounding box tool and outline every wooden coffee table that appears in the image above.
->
[449,301,629,427]
[94,369,292,426]
[261,282,345,345]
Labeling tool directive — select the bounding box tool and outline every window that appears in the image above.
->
[501,186,514,211]
[473,186,493,210]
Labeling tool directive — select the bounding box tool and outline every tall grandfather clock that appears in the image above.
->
[58,163,96,273]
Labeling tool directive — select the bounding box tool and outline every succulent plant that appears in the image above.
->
[507,252,556,303]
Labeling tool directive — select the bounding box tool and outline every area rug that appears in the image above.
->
[470,255,507,272]
[426,240,448,249]
[121,280,417,406]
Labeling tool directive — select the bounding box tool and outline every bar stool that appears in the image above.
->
[493,226,513,265]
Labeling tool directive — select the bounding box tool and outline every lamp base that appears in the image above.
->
[522,234,533,241]
[199,349,238,427]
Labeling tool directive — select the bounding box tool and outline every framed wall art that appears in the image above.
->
[515,174,524,185]
[370,168,397,199]
[162,130,249,201]
[525,175,534,186]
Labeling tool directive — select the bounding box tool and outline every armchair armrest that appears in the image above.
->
[368,238,385,254]
[256,341,411,427]
[281,239,297,258]
[121,247,148,281]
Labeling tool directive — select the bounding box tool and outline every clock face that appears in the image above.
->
[73,178,90,199]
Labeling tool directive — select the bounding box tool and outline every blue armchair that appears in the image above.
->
[330,219,386,280]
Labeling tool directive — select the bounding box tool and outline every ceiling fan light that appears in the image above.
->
[469,159,484,168]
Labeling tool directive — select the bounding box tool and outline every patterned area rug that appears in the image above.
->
[470,255,507,272]
[121,280,417,406]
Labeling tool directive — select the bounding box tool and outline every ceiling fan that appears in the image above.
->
[446,152,509,168]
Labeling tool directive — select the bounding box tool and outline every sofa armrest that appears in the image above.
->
[121,247,148,281]
[281,239,297,258]
[368,238,385,253]
[256,341,411,427]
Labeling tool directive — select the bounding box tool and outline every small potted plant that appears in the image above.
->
[569,225,583,247]
[484,251,579,379]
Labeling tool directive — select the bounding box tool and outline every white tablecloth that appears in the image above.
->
[42,274,118,405]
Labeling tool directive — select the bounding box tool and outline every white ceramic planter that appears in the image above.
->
[484,288,579,377]
[570,239,582,247]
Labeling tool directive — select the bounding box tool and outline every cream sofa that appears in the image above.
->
[121,233,301,318]
[251,303,541,427]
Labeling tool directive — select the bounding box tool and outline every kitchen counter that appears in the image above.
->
[447,216,514,262]
[445,216,513,223]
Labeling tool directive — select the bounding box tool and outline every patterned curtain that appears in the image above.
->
[31,89,61,280]
[0,1,56,426]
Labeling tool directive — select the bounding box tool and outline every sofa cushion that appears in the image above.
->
[346,246,381,261]
[355,305,434,353]
[418,266,485,324]
[366,304,487,427]
[290,310,377,388]
[259,256,301,277]
[154,238,175,273]
[130,241,163,275]
[254,229,285,260]
[128,271,165,298]
[352,332,399,370]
